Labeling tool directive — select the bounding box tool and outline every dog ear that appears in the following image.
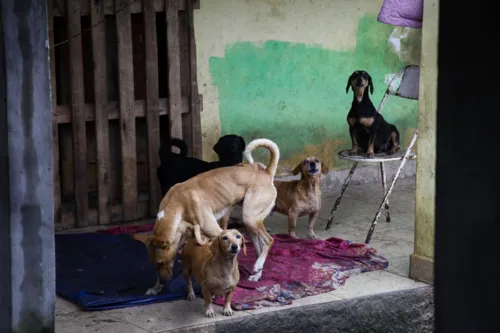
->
[367,73,374,94]
[345,77,352,93]
[346,73,355,94]
[239,136,246,150]
[321,164,329,175]
[241,235,247,256]
[212,140,222,155]
[131,234,152,245]
[292,162,303,176]
[209,236,221,256]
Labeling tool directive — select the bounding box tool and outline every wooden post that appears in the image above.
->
[143,0,162,214]
[67,0,89,227]
[116,0,138,221]
[91,0,111,224]
[166,0,183,143]
[187,0,202,158]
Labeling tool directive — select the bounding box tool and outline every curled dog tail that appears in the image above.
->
[170,138,189,157]
[243,138,280,179]
[158,138,188,164]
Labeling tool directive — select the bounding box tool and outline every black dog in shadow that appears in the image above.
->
[346,70,400,158]
[156,134,246,197]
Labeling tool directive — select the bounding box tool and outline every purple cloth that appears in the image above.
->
[377,0,424,29]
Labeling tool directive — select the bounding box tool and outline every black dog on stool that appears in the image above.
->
[156,134,246,196]
[346,70,400,158]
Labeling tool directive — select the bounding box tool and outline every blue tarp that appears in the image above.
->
[55,233,200,311]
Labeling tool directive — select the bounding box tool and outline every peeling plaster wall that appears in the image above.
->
[411,0,437,284]
[194,0,421,173]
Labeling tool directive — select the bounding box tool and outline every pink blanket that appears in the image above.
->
[213,234,388,310]
[377,0,424,29]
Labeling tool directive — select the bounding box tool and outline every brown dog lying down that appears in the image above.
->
[272,157,328,239]
[133,138,279,296]
[181,229,246,318]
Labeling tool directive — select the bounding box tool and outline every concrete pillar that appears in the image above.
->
[0,0,55,332]
[410,0,438,284]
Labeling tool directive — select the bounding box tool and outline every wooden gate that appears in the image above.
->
[48,0,202,230]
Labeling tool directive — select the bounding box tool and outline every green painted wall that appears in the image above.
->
[209,16,420,170]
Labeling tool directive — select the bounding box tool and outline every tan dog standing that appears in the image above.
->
[133,138,279,296]
[273,157,328,239]
[181,229,246,317]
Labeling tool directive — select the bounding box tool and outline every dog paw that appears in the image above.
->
[307,232,320,240]
[223,307,234,316]
[205,308,217,318]
[289,232,298,238]
[145,286,162,296]
[366,152,374,158]
[349,150,357,156]
[248,270,262,281]
[187,293,196,301]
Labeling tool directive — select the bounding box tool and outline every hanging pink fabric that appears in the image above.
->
[377,0,424,29]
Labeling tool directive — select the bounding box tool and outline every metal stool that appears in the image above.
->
[325,65,420,244]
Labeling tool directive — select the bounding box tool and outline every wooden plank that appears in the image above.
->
[54,0,66,16]
[55,97,188,123]
[81,0,89,15]
[104,0,114,15]
[56,199,150,232]
[143,0,161,214]
[67,0,89,227]
[178,10,193,155]
[166,0,183,142]
[81,0,140,15]
[187,0,202,158]
[129,1,142,13]
[153,0,165,11]
[91,0,111,225]
[54,0,167,15]
[48,0,61,223]
[116,0,138,221]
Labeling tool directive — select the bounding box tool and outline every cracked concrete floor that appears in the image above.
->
[56,176,426,333]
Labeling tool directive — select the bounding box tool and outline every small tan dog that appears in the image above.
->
[273,157,328,239]
[133,138,279,296]
[181,229,245,318]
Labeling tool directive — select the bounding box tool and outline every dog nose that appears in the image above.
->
[309,161,316,168]
[231,244,239,251]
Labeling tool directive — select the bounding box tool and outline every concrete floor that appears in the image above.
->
[55,176,427,333]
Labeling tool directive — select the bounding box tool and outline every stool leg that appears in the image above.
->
[380,162,391,222]
[325,162,358,230]
[365,130,419,244]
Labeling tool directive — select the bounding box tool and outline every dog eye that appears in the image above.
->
[222,236,228,240]
[303,160,309,165]
[236,235,241,239]
[314,159,319,163]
